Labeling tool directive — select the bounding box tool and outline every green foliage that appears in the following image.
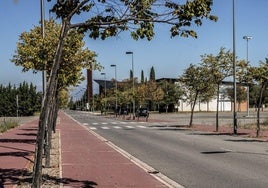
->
[201,47,249,103]
[12,19,100,90]
[130,69,133,80]
[0,82,41,117]
[247,57,268,107]
[149,66,155,81]
[224,85,247,111]
[49,0,217,41]
[201,47,233,85]
[141,70,144,84]
[58,88,70,109]
[179,64,216,106]
[158,80,180,108]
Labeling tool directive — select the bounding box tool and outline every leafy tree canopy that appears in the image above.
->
[12,19,100,89]
[48,0,217,40]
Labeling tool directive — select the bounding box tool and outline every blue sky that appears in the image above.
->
[1,0,268,94]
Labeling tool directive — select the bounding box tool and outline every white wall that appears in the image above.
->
[177,97,232,112]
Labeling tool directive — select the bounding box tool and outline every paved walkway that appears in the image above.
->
[0,112,169,187]
[0,119,37,187]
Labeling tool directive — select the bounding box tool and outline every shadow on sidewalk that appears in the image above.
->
[0,168,98,188]
[0,168,31,187]
[0,164,98,187]
[16,133,37,137]
[0,138,36,144]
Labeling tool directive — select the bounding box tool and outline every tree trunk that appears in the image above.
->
[45,85,58,167]
[44,79,58,167]
[32,19,69,188]
[189,92,198,127]
[44,102,53,167]
[216,84,220,132]
[165,104,168,113]
[256,83,265,137]
[52,94,59,133]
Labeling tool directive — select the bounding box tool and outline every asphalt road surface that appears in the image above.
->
[65,110,268,188]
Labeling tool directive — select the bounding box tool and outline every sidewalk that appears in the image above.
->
[0,112,170,187]
[0,119,38,187]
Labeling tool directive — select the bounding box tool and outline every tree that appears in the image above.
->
[130,69,133,80]
[0,82,41,117]
[179,64,215,127]
[12,19,99,89]
[12,18,99,172]
[246,58,268,137]
[150,66,156,81]
[158,80,181,113]
[201,48,233,131]
[224,85,248,111]
[12,19,99,187]
[141,70,144,84]
[201,48,249,131]
[31,0,217,186]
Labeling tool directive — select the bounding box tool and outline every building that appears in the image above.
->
[177,81,248,112]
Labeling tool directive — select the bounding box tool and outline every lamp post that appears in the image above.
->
[101,72,107,114]
[126,51,135,119]
[40,0,47,98]
[243,35,252,117]
[110,64,118,114]
[243,36,252,63]
[232,0,237,134]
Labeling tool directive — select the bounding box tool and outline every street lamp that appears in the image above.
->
[243,36,252,64]
[232,0,237,134]
[40,0,47,98]
[110,64,118,114]
[126,51,135,119]
[101,72,107,114]
[243,35,252,117]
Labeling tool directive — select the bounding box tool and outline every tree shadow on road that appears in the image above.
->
[201,151,231,154]
[224,138,267,142]
[189,132,249,136]
[156,128,189,131]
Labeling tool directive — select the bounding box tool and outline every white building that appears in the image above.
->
[176,81,247,112]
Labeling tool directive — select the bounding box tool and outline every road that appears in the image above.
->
[65,110,268,188]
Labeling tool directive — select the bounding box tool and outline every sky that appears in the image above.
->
[1,0,268,96]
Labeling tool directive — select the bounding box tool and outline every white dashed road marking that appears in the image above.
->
[113,126,122,129]
[137,125,146,128]
[126,126,134,129]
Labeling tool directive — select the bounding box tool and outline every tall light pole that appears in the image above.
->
[41,0,47,97]
[111,64,118,114]
[233,0,237,134]
[243,36,252,63]
[101,72,107,115]
[243,35,252,117]
[126,51,135,119]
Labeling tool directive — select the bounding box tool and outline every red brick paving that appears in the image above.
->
[0,120,37,188]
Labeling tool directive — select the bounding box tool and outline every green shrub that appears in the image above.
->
[0,120,19,133]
